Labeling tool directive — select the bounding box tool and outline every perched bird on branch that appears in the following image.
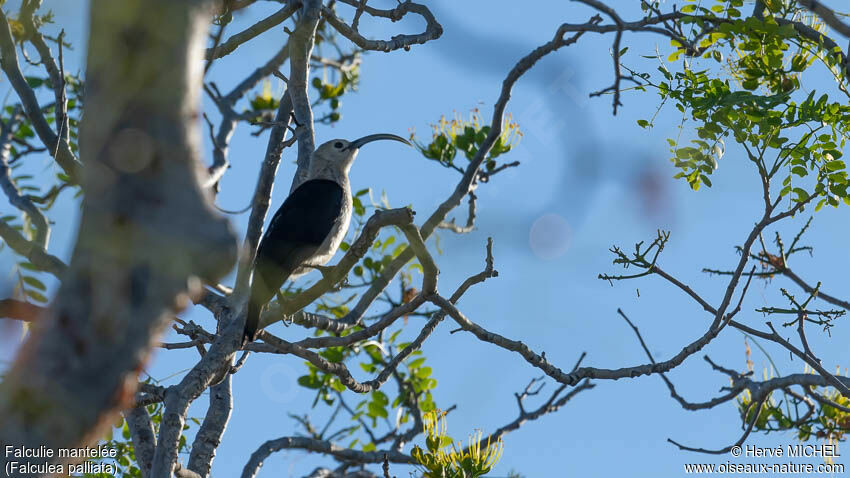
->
[243,134,410,345]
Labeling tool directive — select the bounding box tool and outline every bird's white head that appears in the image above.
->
[308,134,410,182]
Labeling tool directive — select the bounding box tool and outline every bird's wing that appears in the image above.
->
[251,179,344,304]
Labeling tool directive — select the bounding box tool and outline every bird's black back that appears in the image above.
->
[244,179,344,343]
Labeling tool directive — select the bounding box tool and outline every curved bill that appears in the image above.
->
[346,133,411,151]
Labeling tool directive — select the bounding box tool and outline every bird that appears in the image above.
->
[242,133,411,345]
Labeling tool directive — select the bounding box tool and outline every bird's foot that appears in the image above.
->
[274,291,295,326]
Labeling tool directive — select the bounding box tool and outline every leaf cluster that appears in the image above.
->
[637,1,850,210]
[738,384,850,443]
[411,110,520,174]
[411,409,503,478]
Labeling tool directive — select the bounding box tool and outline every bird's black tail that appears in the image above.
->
[243,270,278,345]
[242,298,261,346]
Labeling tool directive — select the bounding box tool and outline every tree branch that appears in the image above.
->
[288,0,321,191]
[0,219,66,277]
[187,372,233,477]
[232,92,293,299]
[20,0,70,146]
[0,107,51,249]
[204,40,291,189]
[0,1,237,474]
[782,267,850,310]
[205,2,300,59]
[798,0,850,38]
[322,1,443,53]
[124,405,157,478]
[0,9,82,183]
[0,298,46,322]
[241,436,412,478]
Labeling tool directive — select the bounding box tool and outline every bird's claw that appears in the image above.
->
[274,291,294,327]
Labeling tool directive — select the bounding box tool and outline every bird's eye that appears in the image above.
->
[334,141,344,149]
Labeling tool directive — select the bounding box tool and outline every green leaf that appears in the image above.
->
[329,379,346,393]
[791,166,808,177]
[22,276,46,291]
[371,390,389,405]
[25,289,48,303]
[298,375,322,389]
[825,160,845,171]
[367,401,388,418]
[25,76,45,88]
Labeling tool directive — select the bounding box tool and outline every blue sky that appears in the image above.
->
[1,1,848,477]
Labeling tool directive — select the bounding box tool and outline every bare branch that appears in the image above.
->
[323,1,443,53]
[652,265,717,315]
[805,387,850,414]
[271,296,423,349]
[798,0,850,38]
[153,321,242,476]
[174,462,203,478]
[241,436,412,478]
[20,1,70,146]
[205,2,300,60]
[782,268,850,310]
[124,406,157,478]
[439,291,734,388]
[668,396,767,455]
[473,354,595,452]
[438,190,476,234]
[204,40,291,189]
[306,469,381,478]
[187,373,233,477]
[620,308,747,410]
[288,0,322,191]
[0,298,46,322]
[763,321,850,397]
[224,41,291,105]
[135,383,167,408]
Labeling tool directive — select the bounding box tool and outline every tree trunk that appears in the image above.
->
[0,0,236,471]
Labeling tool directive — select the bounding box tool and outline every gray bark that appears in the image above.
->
[187,373,233,477]
[125,406,157,478]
